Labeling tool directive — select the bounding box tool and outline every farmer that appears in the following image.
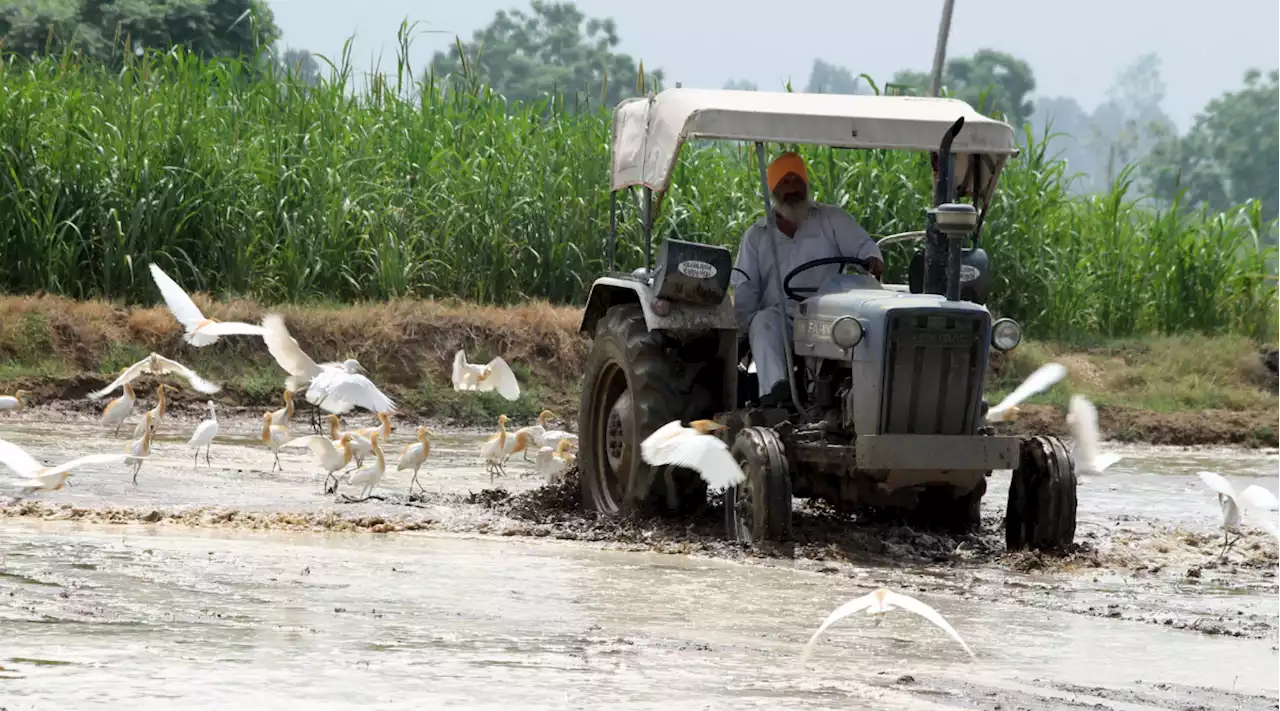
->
[730,151,884,407]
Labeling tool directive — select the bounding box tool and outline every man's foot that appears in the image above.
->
[759,380,794,409]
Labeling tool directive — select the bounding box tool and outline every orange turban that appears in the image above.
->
[766,152,808,192]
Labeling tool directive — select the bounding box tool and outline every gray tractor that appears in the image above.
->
[576,88,1076,552]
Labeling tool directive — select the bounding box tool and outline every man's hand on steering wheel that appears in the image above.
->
[867,257,885,281]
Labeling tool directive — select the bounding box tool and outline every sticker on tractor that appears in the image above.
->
[960,264,980,283]
[677,260,718,279]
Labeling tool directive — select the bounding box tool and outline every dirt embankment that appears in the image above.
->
[0,294,1275,445]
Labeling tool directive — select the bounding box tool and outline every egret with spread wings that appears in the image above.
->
[261,314,395,423]
[0,438,128,495]
[149,263,268,346]
[639,420,746,493]
[88,353,221,400]
[984,362,1067,423]
[802,587,976,661]
[452,349,520,401]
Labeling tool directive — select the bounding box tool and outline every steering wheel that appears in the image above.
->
[782,256,875,301]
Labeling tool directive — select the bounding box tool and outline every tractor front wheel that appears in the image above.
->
[725,426,793,544]
[1005,435,1077,551]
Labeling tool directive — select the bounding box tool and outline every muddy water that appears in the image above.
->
[0,412,1278,709]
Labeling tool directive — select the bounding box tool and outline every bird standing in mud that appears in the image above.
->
[397,425,432,496]
[187,400,219,468]
[269,390,295,426]
[0,389,32,413]
[89,352,220,400]
[535,439,575,486]
[513,410,555,462]
[260,411,291,472]
[347,432,386,500]
[984,362,1067,423]
[481,414,512,482]
[452,349,521,401]
[148,262,269,347]
[126,412,155,484]
[133,384,174,439]
[100,381,135,436]
[639,420,745,493]
[801,587,976,661]
[1196,471,1279,558]
[1066,394,1122,476]
[0,438,128,495]
[284,433,355,494]
[327,414,370,468]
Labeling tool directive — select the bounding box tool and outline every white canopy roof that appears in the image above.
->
[610,88,1018,195]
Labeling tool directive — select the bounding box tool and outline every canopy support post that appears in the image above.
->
[754,141,806,416]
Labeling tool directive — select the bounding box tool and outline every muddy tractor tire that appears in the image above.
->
[579,304,709,516]
[1005,435,1077,551]
[725,426,793,544]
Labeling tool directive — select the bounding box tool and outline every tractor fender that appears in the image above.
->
[579,277,738,336]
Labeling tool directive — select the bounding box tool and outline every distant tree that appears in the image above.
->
[804,59,866,95]
[279,47,321,86]
[428,1,661,108]
[0,0,280,64]
[893,49,1036,126]
[723,78,758,91]
[1144,68,1279,222]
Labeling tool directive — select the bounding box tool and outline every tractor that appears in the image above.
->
[576,88,1076,552]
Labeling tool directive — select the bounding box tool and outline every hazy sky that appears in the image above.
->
[266,0,1279,131]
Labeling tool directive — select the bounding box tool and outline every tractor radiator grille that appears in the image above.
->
[879,309,989,435]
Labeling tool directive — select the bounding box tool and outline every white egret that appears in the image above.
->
[480,414,512,482]
[802,587,976,661]
[187,400,218,468]
[352,412,394,441]
[326,414,370,467]
[501,428,537,464]
[284,433,354,493]
[347,432,386,499]
[126,412,156,484]
[984,362,1067,423]
[0,438,128,494]
[261,314,394,417]
[148,262,268,346]
[397,426,432,496]
[535,439,575,485]
[132,384,174,439]
[452,349,520,401]
[0,390,32,412]
[88,352,220,400]
[100,381,135,435]
[639,420,745,493]
[268,390,295,425]
[1197,471,1280,557]
[539,429,579,451]
[260,411,290,472]
[1067,394,1122,475]
[513,409,555,462]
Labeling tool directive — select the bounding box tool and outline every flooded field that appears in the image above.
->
[1,409,1277,709]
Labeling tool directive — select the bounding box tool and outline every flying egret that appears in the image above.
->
[452,349,521,401]
[347,432,386,499]
[397,425,432,496]
[0,438,128,495]
[639,420,746,493]
[148,262,269,346]
[132,384,174,439]
[284,433,354,494]
[1067,394,1122,475]
[261,313,394,419]
[268,390,295,426]
[88,352,220,400]
[187,400,218,468]
[802,587,977,661]
[0,390,32,412]
[100,381,135,436]
[513,410,555,462]
[535,439,575,485]
[1197,471,1280,558]
[984,362,1068,423]
[260,411,291,472]
[481,414,512,482]
[261,313,349,431]
[126,412,156,484]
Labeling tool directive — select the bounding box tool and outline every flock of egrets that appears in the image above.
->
[0,262,578,499]
[0,265,1276,662]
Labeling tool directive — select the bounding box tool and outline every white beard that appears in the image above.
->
[774,195,812,225]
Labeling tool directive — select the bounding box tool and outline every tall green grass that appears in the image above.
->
[0,41,1274,341]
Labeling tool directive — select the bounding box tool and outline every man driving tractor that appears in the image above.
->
[730,151,885,407]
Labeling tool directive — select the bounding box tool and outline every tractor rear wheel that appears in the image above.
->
[578,304,709,516]
[725,426,793,544]
[1005,435,1077,551]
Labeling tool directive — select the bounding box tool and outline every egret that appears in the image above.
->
[148,262,268,346]
[100,381,135,436]
[639,420,745,493]
[126,412,156,484]
[513,409,555,462]
[538,429,578,450]
[452,349,520,401]
[802,587,976,661]
[268,390,295,426]
[132,384,174,439]
[481,414,512,482]
[347,432,386,499]
[535,439,575,485]
[0,438,128,495]
[1067,394,1122,475]
[353,412,394,442]
[260,411,290,472]
[0,390,32,412]
[1197,471,1280,558]
[284,433,354,494]
[261,314,394,421]
[325,414,370,467]
[984,362,1067,423]
[88,352,220,400]
[397,425,432,496]
[187,400,218,468]
[501,429,536,464]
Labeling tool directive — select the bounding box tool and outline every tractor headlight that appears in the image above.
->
[831,317,864,349]
[991,318,1022,352]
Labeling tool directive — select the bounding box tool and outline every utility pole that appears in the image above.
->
[927,0,956,97]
